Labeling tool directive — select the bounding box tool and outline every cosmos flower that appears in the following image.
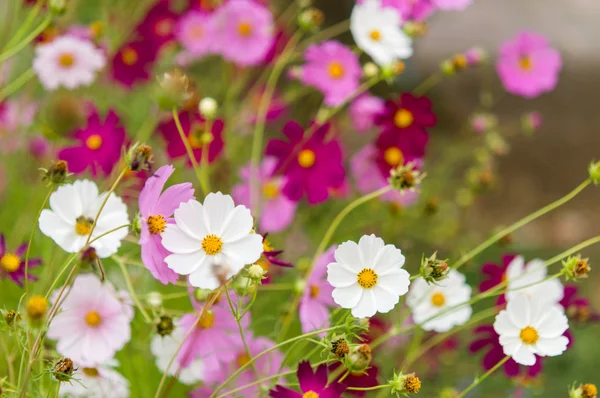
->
[265,121,346,204]
[0,234,42,287]
[407,270,472,332]
[253,235,294,284]
[136,0,178,48]
[479,254,516,305]
[58,361,130,398]
[162,192,263,290]
[111,40,157,87]
[138,165,195,285]
[58,109,126,176]
[212,0,275,66]
[433,0,473,10]
[330,363,379,397]
[503,256,564,306]
[351,0,413,66]
[231,157,297,233]
[38,180,130,258]
[47,274,132,367]
[270,361,346,398]
[360,0,436,22]
[494,294,569,366]
[561,284,600,324]
[158,111,225,166]
[299,41,362,107]
[496,31,562,98]
[327,234,410,318]
[176,11,216,57]
[33,35,105,90]
[374,126,428,177]
[349,94,385,133]
[300,246,335,334]
[375,93,437,132]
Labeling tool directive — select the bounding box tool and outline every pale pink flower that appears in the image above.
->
[433,0,472,10]
[300,246,335,334]
[349,94,385,132]
[176,11,216,57]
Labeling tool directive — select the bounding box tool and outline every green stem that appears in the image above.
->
[24,184,53,296]
[0,14,52,63]
[113,256,152,323]
[348,385,389,392]
[413,73,444,96]
[200,119,212,194]
[0,67,35,102]
[299,19,350,48]
[224,289,259,377]
[453,179,591,271]
[172,108,206,195]
[456,356,510,398]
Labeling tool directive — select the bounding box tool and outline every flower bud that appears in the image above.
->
[424,197,439,215]
[198,97,218,119]
[330,338,350,359]
[420,252,449,284]
[440,59,455,75]
[4,310,20,326]
[452,54,468,70]
[346,344,372,372]
[146,292,163,309]
[50,0,67,15]
[80,247,98,269]
[132,216,142,236]
[439,387,459,398]
[156,69,193,110]
[156,315,175,337]
[403,22,427,37]
[571,382,598,398]
[52,357,75,382]
[465,47,486,66]
[247,263,267,282]
[127,143,153,172]
[363,62,379,78]
[521,111,542,135]
[389,371,421,394]
[388,162,424,192]
[563,255,591,280]
[27,296,48,321]
[589,161,600,185]
[298,8,325,32]
[41,160,69,185]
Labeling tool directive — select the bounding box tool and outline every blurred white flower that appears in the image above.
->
[505,256,564,305]
[59,361,130,398]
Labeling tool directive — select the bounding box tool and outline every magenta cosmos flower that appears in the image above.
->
[496,31,562,98]
[357,0,435,22]
[136,0,178,48]
[330,363,379,397]
[300,41,362,107]
[479,254,516,305]
[562,284,600,324]
[58,109,126,176]
[350,94,385,133]
[375,126,429,176]
[265,121,346,204]
[176,11,216,58]
[111,40,157,87]
[375,93,437,132]
[300,246,335,334]
[270,361,346,398]
[0,234,42,286]
[232,157,297,233]
[138,165,195,284]
[158,111,224,166]
[212,0,274,66]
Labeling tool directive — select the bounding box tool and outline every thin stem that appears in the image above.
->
[172,108,206,195]
[0,14,52,63]
[413,73,444,96]
[299,19,350,48]
[24,184,53,296]
[348,385,389,392]
[453,179,591,271]
[199,119,213,194]
[456,356,510,398]
[224,289,259,377]
[0,67,35,102]
[113,256,152,324]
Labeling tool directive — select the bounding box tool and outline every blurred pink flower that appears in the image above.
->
[138,165,195,285]
[0,100,37,154]
[136,0,178,48]
[497,31,562,98]
[0,234,42,287]
[433,0,472,10]
[299,246,335,334]
[349,94,385,132]
[111,40,157,87]
[58,109,126,176]
[232,157,297,233]
[357,0,436,22]
[29,136,50,159]
[300,41,362,107]
[176,11,216,57]
[271,361,346,398]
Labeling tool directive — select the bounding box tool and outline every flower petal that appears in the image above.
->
[327,262,357,288]
[331,284,362,309]
[351,289,377,318]
[162,224,201,254]
[334,241,363,272]
[165,251,206,275]
[202,192,235,235]
[174,200,208,240]
[357,234,384,266]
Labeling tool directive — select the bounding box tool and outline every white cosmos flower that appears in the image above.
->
[504,256,564,305]
[494,294,569,366]
[407,269,472,332]
[33,36,105,91]
[162,192,263,290]
[350,0,413,66]
[38,180,130,258]
[59,361,129,398]
[327,234,410,318]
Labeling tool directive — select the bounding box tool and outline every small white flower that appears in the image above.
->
[327,234,410,318]
[162,192,263,290]
[33,35,105,90]
[505,256,564,305]
[150,325,205,385]
[407,269,472,332]
[494,294,569,366]
[59,361,130,398]
[350,0,413,66]
[38,180,130,258]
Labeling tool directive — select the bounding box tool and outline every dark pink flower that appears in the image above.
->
[270,361,346,398]
[265,121,346,204]
[136,0,178,48]
[158,111,224,166]
[58,109,126,176]
[375,93,437,132]
[561,284,600,324]
[111,40,157,87]
[0,234,42,287]
[336,365,379,397]
[374,127,428,177]
[478,254,517,306]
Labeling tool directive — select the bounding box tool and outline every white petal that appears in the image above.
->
[511,344,537,366]
[535,336,568,357]
[494,310,519,337]
[174,200,208,240]
[162,224,200,254]
[535,306,569,338]
[506,294,531,328]
[357,234,384,266]
[377,269,410,296]
[334,241,363,272]
[505,255,525,281]
[372,286,399,314]
[49,183,83,223]
[220,205,254,243]
[188,265,220,290]
[351,289,377,318]
[331,284,362,309]
[221,233,263,268]
[327,262,357,288]
[165,251,206,275]
[202,192,234,235]
[372,244,405,273]
[499,335,521,355]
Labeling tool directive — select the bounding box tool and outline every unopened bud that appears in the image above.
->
[465,47,486,66]
[589,161,600,185]
[127,143,153,172]
[346,344,372,372]
[27,296,48,321]
[420,252,449,284]
[363,62,379,78]
[440,59,455,75]
[570,382,598,398]
[248,263,267,281]
[157,69,193,110]
[521,111,542,136]
[4,310,20,326]
[403,22,427,37]
[298,8,325,32]
[563,255,591,281]
[330,338,349,358]
[390,371,421,394]
[50,0,67,15]
[452,54,468,70]
[198,97,218,119]
[41,160,69,185]
[156,315,175,337]
[52,357,75,381]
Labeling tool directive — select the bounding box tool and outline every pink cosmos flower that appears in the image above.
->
[0,234,42,287]
[213,0,275,66]
[300,41,362,107]
[270,361,346,398]
[158,111,224,166]
[232,157,297,233]
[138,165,195,284]
[350,94,385,133]
[351,144,419,207]
[47,274,132,367]
[357,0,435,22]
[0,99,37,154]
[58,109,126,176]
[299,246,335,334]
[111,40,157,87]
[433,0,472,10]
[265,121,346,204]
[29,136,50,159]
[136,0,178,48]
[496,31,562,98]
[240,86,287,128]
[176,11,216,57]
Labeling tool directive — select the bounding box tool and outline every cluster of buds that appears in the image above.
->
[563,255,591,281]
[389,371,422,395]
[157,69,195,110]
[570,382,598,398]
[126,143,153,172]
[589,161,600,185]
[441,47,487,75]
[155,315,175,337]
[420,252,450,284]
[52,357,75,382]
[521,111,543,136]
[41,160,70,185]
[298,7,325,32]
[330,337,350,359]
[466,166,495,193]
[4,310,20,326]
[389,162,425,192]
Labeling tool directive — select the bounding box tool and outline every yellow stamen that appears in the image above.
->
[310,285,320,298]
[262,182,279,199]
[431,292,446,307]
[197,311,215,329]
[369,30,382,41]
[384,147,404,167]
[121,47,138,66]
[27,296,48,319]
[298,149,316,168]
[328,62,344,79]
[303,391,319,398]
[85,311,102,327]
[86,134,103,150]
[238,22,252,37]
[155,19,173,37]
[357,268,378,289]
[59,53,75,68]
[75,217,93,236]
[202,234,223,255]
[0,253,21,273]
[237,353,251,367]
[82,368,99,377]
[519,55,533,71]
[147,215,167,234]
[519,326,539,345]
[394,109,414,128]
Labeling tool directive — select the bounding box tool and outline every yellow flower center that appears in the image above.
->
[357,268,378,289]
[190,26,204,39]
[59,53,75,68]
[121,47,138,66]
[394,109,414,128]
[82,368,99,377]
[328,62,345,79]
[519,55,533,71]
[88,21,104,38]
[303,391,319,398]
[85,311,102,327]
[86,134,103,150]
[262,182,280,199]
[262,239,273,253]
[384,147,404,167]
[237,353,251,367]
[201,234,223,255]
[147,215,167,234]
[155,19,173,37]
[238,22,252,37]
[431,292,446,307]
[197,310,215,329]
[188,133,203,149]
[298,149,316,168]
[310,284,320,298]
[27,296,48,319]
[0,253,21,273]
[75,217,93,236]
[369,29,382,41]
[519,326,539,345]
